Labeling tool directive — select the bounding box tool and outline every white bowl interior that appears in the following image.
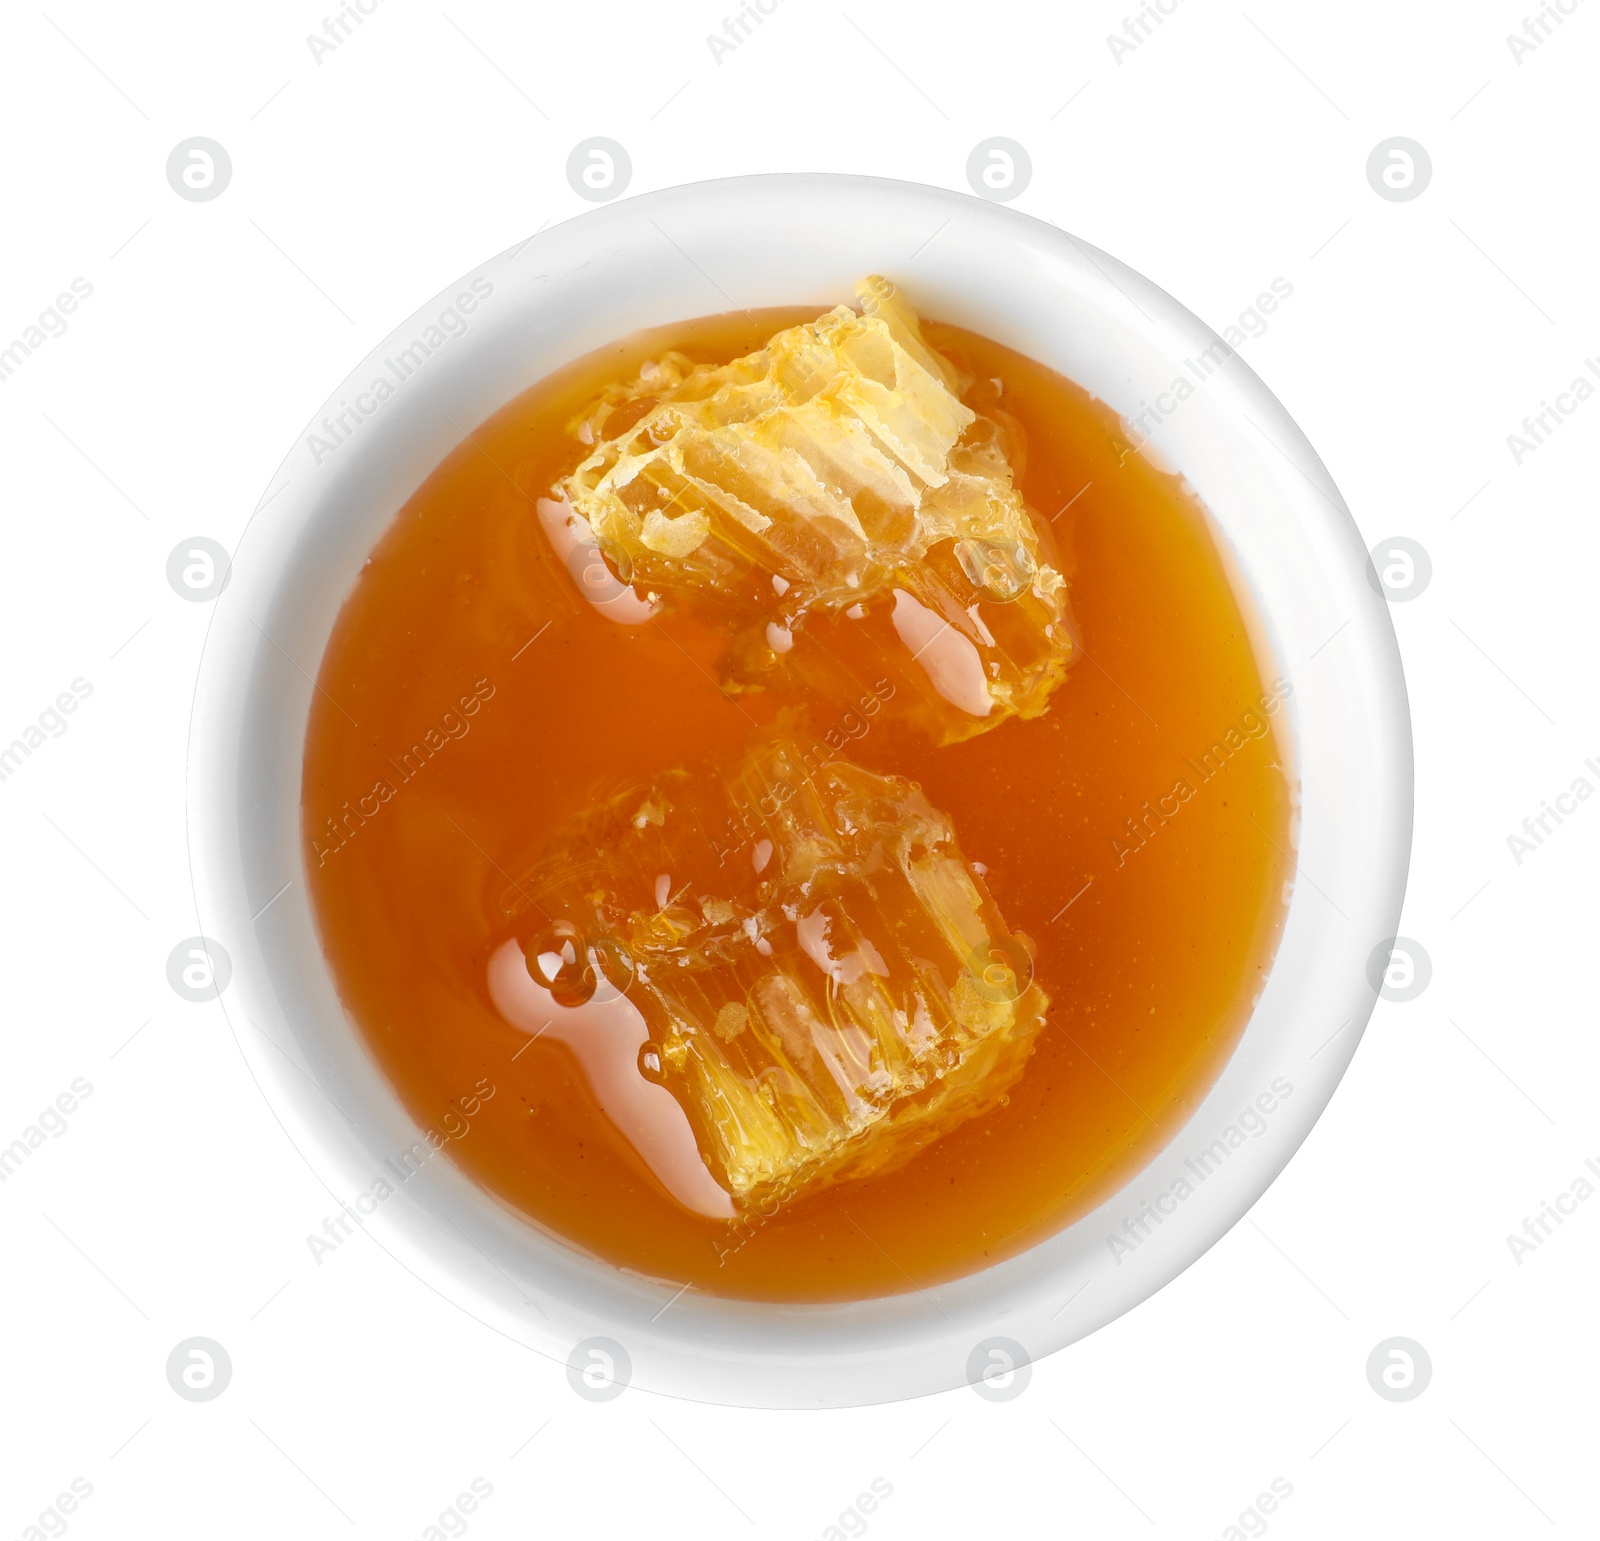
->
[189,174,1411,1408]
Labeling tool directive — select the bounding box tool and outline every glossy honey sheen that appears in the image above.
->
[303,307,1294,1301]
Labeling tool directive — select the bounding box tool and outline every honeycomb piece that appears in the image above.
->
[506,733,1048,1211]
[552,277,1075,744]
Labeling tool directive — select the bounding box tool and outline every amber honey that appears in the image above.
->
[303,305,1292,1301]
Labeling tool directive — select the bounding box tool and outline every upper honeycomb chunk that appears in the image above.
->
[552,278,1076,744]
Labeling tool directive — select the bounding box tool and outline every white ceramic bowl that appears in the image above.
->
[188,173,1411,1408]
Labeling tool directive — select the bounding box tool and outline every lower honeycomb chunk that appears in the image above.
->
[507,732,1049,1211]
[550,277,1076,745]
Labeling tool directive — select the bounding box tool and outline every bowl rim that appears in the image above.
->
[187,171,1413,1408]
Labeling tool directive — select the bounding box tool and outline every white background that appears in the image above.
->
[2,1,1596,1536]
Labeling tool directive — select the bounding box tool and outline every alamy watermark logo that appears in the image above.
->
[166,138,231,203]
[1366,1337,1431,1402]
[1366,138,1431,202]
[166,538,231,602]
[166,1337,232,1402]
[1365,536,1431,602]
[966,139,1031,203]
[1367,937,1431,1002]
[967,1336,1031,1401]
[965,936,1035,1003]
[567,1337,631,1401]
[566,139,631,203]
[166,938,232,1002]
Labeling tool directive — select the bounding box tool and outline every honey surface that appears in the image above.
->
[303,306,1292,1301]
